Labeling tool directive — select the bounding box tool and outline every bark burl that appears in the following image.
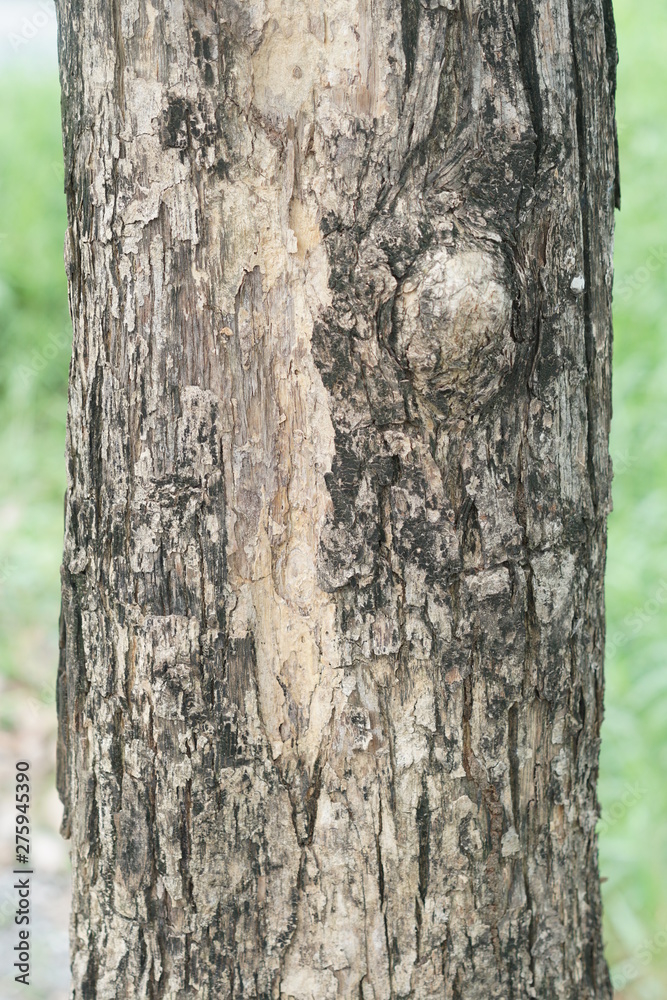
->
[55,0,619,996]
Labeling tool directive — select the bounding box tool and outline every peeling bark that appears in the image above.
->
[55,0,618,996]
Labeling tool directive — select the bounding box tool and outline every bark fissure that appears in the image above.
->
[513,0,545,175]
[567,0,598,516]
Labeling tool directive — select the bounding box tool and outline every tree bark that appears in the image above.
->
[55,0,618,997]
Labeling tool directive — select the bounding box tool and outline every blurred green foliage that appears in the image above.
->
[0,73,69,728]
[0,0,665,993]
[598,0,667,996]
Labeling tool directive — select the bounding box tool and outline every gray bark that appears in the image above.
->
[55,0,618,997]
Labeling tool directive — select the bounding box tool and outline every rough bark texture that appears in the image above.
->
[55,0,618,997]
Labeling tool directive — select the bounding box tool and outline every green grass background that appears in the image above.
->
[0,0,665,995]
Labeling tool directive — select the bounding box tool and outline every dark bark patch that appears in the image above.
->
[512,0,544,173]
[401,0,420,86]
[224,635,256,714]
[162,97,191,151]
[416,784,431,904]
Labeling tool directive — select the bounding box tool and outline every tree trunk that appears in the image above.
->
[55,0,618,996]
